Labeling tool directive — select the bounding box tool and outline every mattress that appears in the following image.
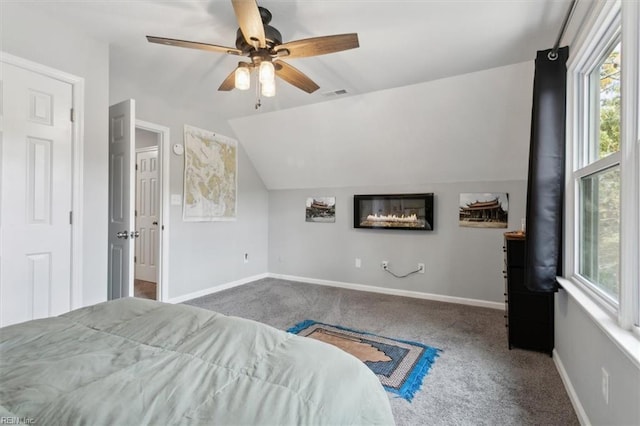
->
[0,297,394,425]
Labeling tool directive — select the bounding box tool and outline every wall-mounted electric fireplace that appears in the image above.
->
[353,193,434,231]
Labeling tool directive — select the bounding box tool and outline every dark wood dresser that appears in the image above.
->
[503,232,554,355]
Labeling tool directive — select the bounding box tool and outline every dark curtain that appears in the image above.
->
[525,46,569,292]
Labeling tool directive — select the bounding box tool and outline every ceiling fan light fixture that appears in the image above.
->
[235,66,251,90]
[259,61,275,84]
[148,2,359,103]
[261,79,276,97]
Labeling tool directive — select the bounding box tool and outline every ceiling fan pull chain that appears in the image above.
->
[255,72,262,109]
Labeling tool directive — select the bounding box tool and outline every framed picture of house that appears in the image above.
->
[459,193,508,228]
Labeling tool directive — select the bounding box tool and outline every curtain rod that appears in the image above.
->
[549,0,578,59]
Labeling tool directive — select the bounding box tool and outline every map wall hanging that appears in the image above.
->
[183,125,237,221]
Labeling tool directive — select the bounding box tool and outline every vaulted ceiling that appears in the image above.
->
[16,0,588,120]
[10,0,591,189]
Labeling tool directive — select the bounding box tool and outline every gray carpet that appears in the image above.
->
[184,277,578,426]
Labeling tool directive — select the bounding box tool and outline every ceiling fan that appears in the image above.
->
[147,0,359,95]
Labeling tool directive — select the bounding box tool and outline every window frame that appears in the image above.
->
[565,0,639,337]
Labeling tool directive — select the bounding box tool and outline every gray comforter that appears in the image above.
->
[0,297,394,425]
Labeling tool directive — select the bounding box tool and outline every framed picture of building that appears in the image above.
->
[306,197,336,223]
[459,193,508,228]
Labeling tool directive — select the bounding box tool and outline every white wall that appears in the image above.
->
[230,61,533,190]
[264,62,533,304]
[1,4,110,306]
[270,181,526,304]
[135,128,158,149]
[109,51,269,300]
[555,290,640,425]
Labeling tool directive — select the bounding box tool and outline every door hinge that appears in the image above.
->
[135,163,138,171]
[134,256,137,263]
[70,108,75,122]
[69,211,73,225]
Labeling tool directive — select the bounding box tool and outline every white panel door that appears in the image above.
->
[108,100,135,300]
[0,62,73,327]
[135,148,158,283]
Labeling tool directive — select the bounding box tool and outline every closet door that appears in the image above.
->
[0,62,73,326]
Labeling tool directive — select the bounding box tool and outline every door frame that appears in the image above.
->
[134,120,170,301]
[1,51,85,310]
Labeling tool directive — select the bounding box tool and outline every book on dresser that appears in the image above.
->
[503,232,554,355]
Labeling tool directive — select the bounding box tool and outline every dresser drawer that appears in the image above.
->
[508,292,553,321]
[508,318,553,353]
[506,240,525,267]
[507,266,523,287]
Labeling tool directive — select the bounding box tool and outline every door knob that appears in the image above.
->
[116,231,129,239]
[130,231,140,239]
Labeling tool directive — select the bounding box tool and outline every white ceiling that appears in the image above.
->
[16,0,587,121]
[12,0,591,190]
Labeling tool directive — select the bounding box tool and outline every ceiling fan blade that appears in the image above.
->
[274,61,320,94]
[275,33,359,59]
[231,0,266,49]
[147,36,242,56]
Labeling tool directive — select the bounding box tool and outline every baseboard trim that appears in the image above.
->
[168,272,504,309]
[268,273,504,310]
[553,349,591,426]
[167,273,269,304]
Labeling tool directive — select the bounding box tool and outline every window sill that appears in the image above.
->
[557,276,640,369]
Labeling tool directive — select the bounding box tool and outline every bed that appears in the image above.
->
[0,297,394,425]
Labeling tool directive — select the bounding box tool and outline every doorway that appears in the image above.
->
[107,101,170,303]
[134,130,159,299]
[134,120,170,301]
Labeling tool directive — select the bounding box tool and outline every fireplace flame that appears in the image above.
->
[366,213,418,223]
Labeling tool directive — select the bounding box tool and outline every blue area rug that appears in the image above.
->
[287,320,441,402]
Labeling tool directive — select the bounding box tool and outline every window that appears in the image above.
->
[579,165,620,301]
[567,0,639,332]
[576,31,622,306]
[589,41,621,162]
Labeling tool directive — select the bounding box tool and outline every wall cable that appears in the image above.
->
[383,265,422,278]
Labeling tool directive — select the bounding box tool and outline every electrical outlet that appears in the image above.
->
[355,258,361,268]
[381,261,388,269]
[418,263,425,273]
[244,253,249,264]
[601,367,609,405]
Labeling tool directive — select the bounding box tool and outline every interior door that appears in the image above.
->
[0,62,73,326]
[108,99,135,300]
[135,148,159,283]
